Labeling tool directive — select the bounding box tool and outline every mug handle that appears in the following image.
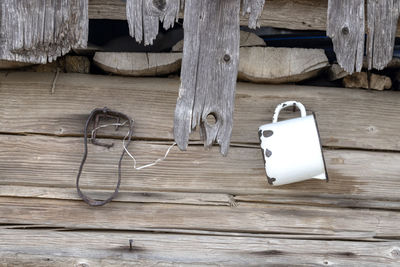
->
[273,101,306,123]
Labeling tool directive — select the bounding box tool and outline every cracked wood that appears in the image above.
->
[0,0,88,64]
[174,0,241,155]
[126,0,181,45]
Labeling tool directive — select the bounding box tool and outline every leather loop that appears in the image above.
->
[76,107,134,206]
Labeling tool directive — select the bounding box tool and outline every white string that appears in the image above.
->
[91,121,128,138]
[91,121,176,170]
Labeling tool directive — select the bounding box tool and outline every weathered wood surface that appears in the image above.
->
[1,72,399,151]
[93,52,182,76]
[328,64,349,81]
[238,47,329,83]
[0,60,32,70]
[1,135,400,207]
[242,0,266,29]
[172,30,266,52]
[366,0,400,70]
[88,0,400,37]
[126,0,181,45]
[343,72,392,91]
[1,229,400,266]
[0,0,88,64]
[174,0,241,156]
[328,0,400,72]
[0,72,399,265]
[1,193,400,238]
[327,0,365,74]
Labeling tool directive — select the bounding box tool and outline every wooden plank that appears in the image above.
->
[242,0,266,29]
[327,0,365,73]
[1,72,399,151]
[174,0,241,156]
[88,0,400,37]
[366,0,400,70]
[0,0,88,64]
[1,229,400,266]
[126,0,181,45]
[1,196,400,238]
[0,185,235,206]
[1,135,400,207]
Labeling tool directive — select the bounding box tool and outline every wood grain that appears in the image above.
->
[1,229,400,266]
[366,0,400,70]
[1,72,399,151]
[327,0,365,73]
[93,52,182,76]
[0,0,88,64]
[126,0,181,45]
[1,196,400,238]
[238,47,329,83]
[88,0,400,37]
[174,0,241,155]
[1,135,400,206]
[242,0,266,28]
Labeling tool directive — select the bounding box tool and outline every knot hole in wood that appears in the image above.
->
[341,26,349,35]
[152,0,166,11]
[223,54,231,62]
[206,113,217,126]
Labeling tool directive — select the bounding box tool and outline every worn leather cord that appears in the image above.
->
[76,107,134,206]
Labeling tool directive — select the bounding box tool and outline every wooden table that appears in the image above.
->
[0,72,399,265]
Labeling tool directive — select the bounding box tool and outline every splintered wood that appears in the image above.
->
[327,0,365,73]
[174,0,241,156]
[328,0,400,73]
[0,0,88,64]
[174,0,265,155]
[366,0,400,70]
[126,0,266,155]
[126,0,182,45]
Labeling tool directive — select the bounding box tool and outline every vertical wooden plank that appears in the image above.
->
[327,0,365,73]
[242,0,265,29]
[174,0,241,156]
[126,0,181,45]
[366,0,400,70]
[0,0,88,64]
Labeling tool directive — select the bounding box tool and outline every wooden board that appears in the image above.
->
[0,0,88,64]
[1,195,400,238]
[1,72,399,151]
[1,229,400,266]
[1,71,400,265]
[88,0,400,37]
[1,135,400,208]
[327,0,365,73]
[174,0,241,155]
[366,0,400,70]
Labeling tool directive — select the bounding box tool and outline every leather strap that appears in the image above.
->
[76,107,134,206]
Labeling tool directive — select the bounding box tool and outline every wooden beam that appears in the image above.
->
[126,0,181,45]
[327,0,365,73]
[174,0,241,155]
[1,229,400,265]
[0,72,399,151]
[88,0,400,37]
[366,0,400,70]
[1,196,400,238]
[1,135,400,207]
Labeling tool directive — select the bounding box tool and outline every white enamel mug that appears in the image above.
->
[258,101,328,186]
